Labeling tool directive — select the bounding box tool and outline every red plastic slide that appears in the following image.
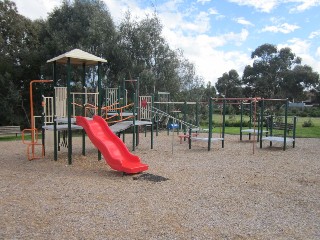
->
[76,115,148,174]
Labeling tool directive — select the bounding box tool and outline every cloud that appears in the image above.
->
[208,7,219,15]
[157,4,220,35]
[316,47,320,58]
[309,30,320,39]
[287,0,320,12]
[162,28,251,83]
[228,0,320,13]
[228,0,280,13]
[104,0,154,24]
[197,0,212,4]
[261,23,300,34]
[278,38,320,73]
[234,17,254,26]
[14,0,61,20]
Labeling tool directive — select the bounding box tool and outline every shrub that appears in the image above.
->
[298,111,308,117]
[302,119,314,127]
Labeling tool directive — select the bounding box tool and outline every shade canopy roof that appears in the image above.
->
[47,49,107,65]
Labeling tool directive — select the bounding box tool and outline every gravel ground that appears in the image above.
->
[1,131,320,239]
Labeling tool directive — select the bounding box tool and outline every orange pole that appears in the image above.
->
[29,80,53,158]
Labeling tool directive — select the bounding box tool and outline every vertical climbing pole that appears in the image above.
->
[67,57,73,165]
[269,115,274,147]
[132,93,136,151]
[253,98,257,154]
[249,100,253,140]
[151,95,154,149]
[136,77,140,146]
[53,61,58,161]
[81,63,86,156]
[283,99,288,151]
[123,78,126,106]
[240,101,243,140]
[196,101,199,127]
[222,99,226,148]
[259,99,265,148]
[183,101,187,135]
[98,62,102,160]
[293,116,297,148]
[208,98,213,151]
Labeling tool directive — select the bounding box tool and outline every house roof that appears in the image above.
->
[47,49,107,65]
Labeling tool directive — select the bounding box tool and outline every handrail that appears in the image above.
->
[107,115,135,124]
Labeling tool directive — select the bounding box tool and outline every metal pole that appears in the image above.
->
[240,101,243,140]
[293,116,296,148]
[196,101,199,127]
[98,62,102,160]
[67,58,72,165]
[222,99,226,148]
[259,100,264,148]
[249,101,252,140]
[123,78,126,106]
[208,98,213,151]
[136,78,140,146]
[151,95,154,149]
[82,63,86,156]
[283,99,288,150]
[53,61,58,161]
[183,101,187,135]
[132,93,136,151]
[253,99,257,154]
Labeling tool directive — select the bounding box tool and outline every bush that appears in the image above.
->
[298,111,308,117]
[302,119,314,127]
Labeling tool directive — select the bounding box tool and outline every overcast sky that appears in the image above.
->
[13,0,320,85]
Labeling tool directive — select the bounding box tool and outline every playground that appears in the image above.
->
[1,49,319,239]
[1,132,320,239]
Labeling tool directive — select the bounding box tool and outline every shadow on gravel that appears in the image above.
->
[132,173,169,182]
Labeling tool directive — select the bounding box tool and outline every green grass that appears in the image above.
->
[201,115,320,138]
[1,116,319,141]
[0,135,23,141]
[0,133,33,142]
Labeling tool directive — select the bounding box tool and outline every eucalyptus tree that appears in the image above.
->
[242,43,319,100]
[117,13,197,97]
[215,69,242,98]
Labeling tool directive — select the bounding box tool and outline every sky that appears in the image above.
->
[13,0,320,85]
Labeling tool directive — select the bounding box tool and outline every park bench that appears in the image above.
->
[271,122,294,134]
[0,126,21,137]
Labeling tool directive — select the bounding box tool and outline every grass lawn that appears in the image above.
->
[1,116,319,141]
[205,115,320,138]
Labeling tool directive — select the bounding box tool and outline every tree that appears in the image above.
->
[117,13,200,97]
[215,69,242,98]
[0,0,41,126]
[44,0,116,88]
[242,43,319,100]
[280,65,319,101]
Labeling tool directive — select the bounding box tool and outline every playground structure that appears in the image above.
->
[217,97,296,151]
[25,49,151,174]
[187,97,226,151]
[184,97,297,153]
[24,49,298,171]
[258,98,297,150]
[76,115,148,173]
[22,79,53,160]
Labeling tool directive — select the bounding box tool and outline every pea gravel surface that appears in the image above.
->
[1,132,319,239]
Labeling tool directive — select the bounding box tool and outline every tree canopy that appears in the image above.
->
[0,0,319,128]
[242,44,319,101]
